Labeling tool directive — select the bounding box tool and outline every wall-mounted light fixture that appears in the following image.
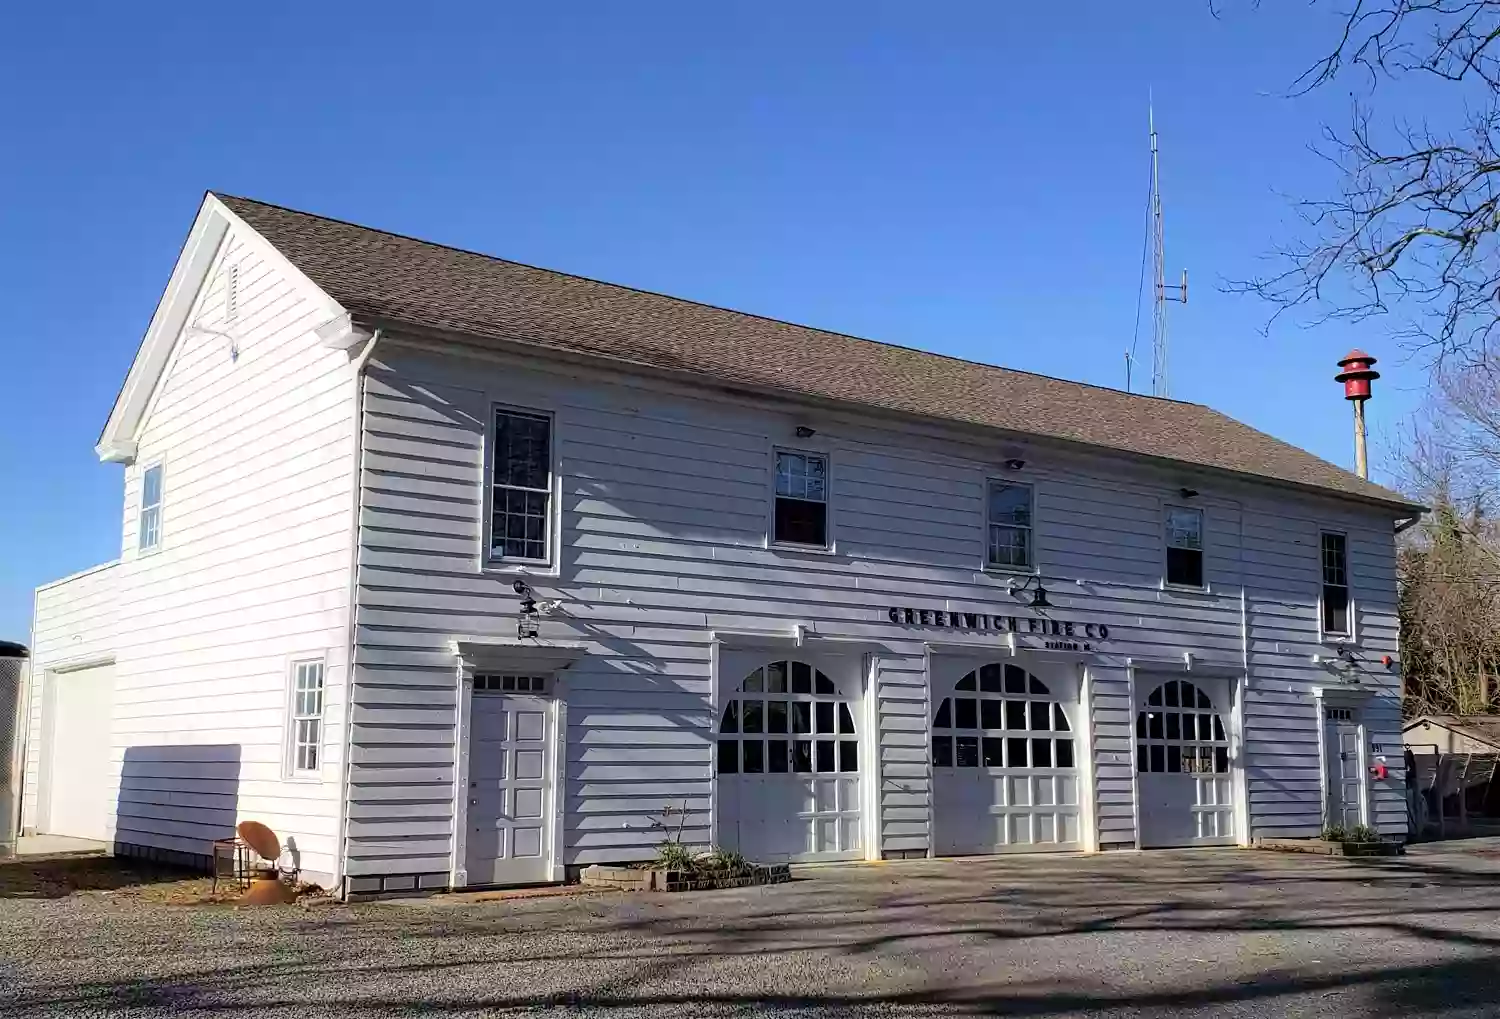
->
[513,579,539,639]
[1004,458,1026,471]
[1179,487,1200,499]
[1006,573,1051,608]
[794,425,816,438]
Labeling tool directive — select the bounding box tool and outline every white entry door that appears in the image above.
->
[931,661,1083,854]
[47,664,115,841]
[1323,707,1366,829]
[715,656,863,863]
[1136,676,1236,847]
[466,680,554,885]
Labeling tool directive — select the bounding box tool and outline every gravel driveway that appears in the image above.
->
[2,843,1499,1017]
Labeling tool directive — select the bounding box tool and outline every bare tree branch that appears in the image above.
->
[1227,1,1500,361]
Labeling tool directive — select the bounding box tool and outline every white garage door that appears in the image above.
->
[1136,676,1236,847]
[715,657,863,863]
[465,676,555,885]
[932,662,1082,854]
[47,664,115,841]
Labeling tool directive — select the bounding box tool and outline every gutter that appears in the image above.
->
[333,326,381,898]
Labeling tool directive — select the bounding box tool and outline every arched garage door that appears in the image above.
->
[715,657,863,862]
[1136,676,1236,847]
[932,662,1083,854]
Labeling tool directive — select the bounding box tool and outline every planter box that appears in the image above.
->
[581,863,791,892]
[1254,836,1404,857]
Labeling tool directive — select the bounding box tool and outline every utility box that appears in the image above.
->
[0,641,28,855]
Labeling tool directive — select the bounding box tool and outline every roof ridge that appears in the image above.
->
[213,192,1201,411]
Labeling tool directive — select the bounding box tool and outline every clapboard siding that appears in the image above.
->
[345,340,1406,879]
[24,224,358,882]
[1242,501,1404,839]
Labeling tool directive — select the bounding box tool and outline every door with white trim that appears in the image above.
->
[931,660,1083,854]
[46,664,115,841]
[1323,706,1367,829]
[465,675,554,885]
[715,654,864,862]
[1136,675,1236,847]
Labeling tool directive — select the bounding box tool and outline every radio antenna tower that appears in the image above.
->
[1149,103,1187,398]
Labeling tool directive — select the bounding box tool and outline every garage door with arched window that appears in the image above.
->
[715,658,863,863]
[1135,676,1236,847]
[932,662,1082,854]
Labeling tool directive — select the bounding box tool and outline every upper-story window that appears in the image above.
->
[138,463,164,552]
[489,408,552,564]
[1321,531,1351,636]
[773,450,828,548]
[1164,506,1204,588]
[986,481,1033,569]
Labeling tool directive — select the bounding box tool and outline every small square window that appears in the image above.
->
[773,451,829,547]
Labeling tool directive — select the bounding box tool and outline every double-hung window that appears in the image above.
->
[1165,506,1205,588]
[1321,531,1351,636]
[288,660,325,776]
[138,463,163,552]
[490,408,552,563]
[773,451,828,548]
[986,481,1033,569]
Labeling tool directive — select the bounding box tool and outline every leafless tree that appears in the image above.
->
[1395,355,1500,714]
[1229,1,1500,361]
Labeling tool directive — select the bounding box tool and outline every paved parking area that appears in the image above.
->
[2,843,1499,1016]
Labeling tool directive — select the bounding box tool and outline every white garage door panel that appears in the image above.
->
[932,662,1083,855]
[1136,676,1237,848]
[47,665,116,841]
[715,656,865,864]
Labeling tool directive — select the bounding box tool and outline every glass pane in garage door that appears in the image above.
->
[932,663,1081,854]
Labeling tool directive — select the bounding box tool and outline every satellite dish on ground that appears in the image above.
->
[237,820,281,864]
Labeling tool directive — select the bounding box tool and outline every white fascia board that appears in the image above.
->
[94,193,350,463]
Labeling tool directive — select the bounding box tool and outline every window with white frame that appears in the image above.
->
[1321,531,1351,635]
[490,408,552,563]
[288,660,325,775]
[773,450,828,547]
[1165,506,1205,588]
[138,463,163,552]
[986,481,1033,569]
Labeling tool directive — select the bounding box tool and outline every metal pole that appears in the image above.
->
[1353,398,1369,479]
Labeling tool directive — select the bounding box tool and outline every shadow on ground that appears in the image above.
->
[4,848,1500,1016]
[0,854,202,900]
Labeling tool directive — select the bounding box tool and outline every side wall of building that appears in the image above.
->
[22,221,358,883]
[343,339,1404,885]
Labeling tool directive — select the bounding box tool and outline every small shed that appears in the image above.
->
[1403,715,1500,755]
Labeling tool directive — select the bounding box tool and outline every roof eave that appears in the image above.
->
[352,311,1425,516]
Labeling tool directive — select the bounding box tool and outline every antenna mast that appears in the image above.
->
[1150,104,1187,398]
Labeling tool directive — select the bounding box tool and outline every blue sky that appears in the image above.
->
[0,2,1424,640]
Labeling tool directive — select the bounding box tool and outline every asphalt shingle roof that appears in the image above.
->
[217,193,1417,511]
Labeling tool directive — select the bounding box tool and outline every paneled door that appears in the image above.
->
[931,662,1083,854]
[1136,676,1237,847]
[1323,706,1367,830]
[466,678,554,885]
[715,656,864,863]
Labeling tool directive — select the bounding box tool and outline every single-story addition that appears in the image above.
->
[20,193,1421,897]
[1403,715,1500,756]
